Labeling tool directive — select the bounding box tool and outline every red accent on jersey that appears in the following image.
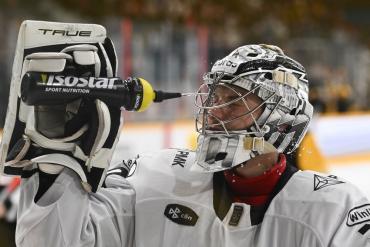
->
[224,154,287,206]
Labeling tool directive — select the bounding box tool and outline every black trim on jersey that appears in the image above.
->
[213,172,233,221]
[213,163,298,223]
[250,163,298,225]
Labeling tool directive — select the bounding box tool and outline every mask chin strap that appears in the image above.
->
[243,136,277,155]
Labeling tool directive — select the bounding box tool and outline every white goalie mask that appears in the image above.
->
[193,44,313,172]
[0,20,121,192]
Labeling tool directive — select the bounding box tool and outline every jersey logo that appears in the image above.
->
[313,174,344,191]
[125,158,138,177]
[347,204,370,227]
[106,158,137,178]
[171,150,190,168]
[164,204,198,226]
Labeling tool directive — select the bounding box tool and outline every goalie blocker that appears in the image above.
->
[0,20,166,192]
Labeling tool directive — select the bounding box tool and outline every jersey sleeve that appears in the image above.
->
[328,195,370,247]
[16,167,135,247]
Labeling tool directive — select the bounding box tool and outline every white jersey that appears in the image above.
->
[16,149,370,246]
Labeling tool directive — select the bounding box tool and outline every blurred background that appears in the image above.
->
[1,0,370,246]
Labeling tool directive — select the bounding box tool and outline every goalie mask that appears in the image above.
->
[0,20,121,192]
[193,44,313,172]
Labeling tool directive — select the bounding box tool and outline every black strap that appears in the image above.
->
[213,171,233,221]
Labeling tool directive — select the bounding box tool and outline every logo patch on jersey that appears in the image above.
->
[313,174,344,191]
[229,205,244,226]
[347,204,370,227]
[171,150,190,168]
[106,158,137,178]
[124,158,138,177]
[164,204,198,226]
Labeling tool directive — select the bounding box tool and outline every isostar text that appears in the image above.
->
[40,74,118,89]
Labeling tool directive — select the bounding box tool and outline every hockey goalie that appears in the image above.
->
[1,20,369,247]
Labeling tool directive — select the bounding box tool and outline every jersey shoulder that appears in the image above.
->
[134,148,196,173]
[267,170,370,243]
[285,170,367,203]
[126,148,213,200]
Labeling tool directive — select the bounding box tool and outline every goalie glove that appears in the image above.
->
[0,20,121,192]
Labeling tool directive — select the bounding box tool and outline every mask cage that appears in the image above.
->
[195,72,278,137]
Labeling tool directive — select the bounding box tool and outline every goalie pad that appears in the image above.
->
[0,20,122,192]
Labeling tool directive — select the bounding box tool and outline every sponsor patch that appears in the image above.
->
[212,58,238,74]
[171,150,190,168]
[347,204,370,227]
[314,174,344,191]
[164,204,198,226]
[229,205,244,226]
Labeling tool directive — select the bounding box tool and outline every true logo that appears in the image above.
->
[38,29,92,37]
[314,174,344,191]
[164,204,198,226]
[347,204,370,227]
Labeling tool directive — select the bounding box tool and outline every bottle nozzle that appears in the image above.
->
[153,91,182,102]
[136,78,182,112]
